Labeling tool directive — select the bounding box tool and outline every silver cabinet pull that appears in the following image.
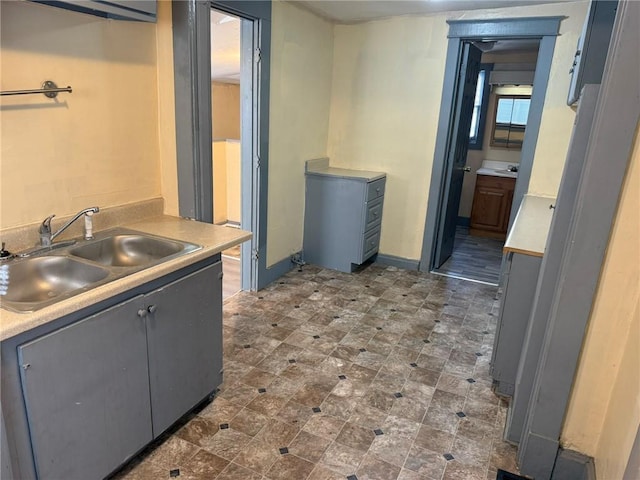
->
[147,305,157,314]
[137,309,147,318]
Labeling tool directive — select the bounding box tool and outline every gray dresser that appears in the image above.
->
[303,158,386,273]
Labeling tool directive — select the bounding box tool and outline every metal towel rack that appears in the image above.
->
[0,80,72,99]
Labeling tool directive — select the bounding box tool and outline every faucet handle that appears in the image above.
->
[39,215,55,234]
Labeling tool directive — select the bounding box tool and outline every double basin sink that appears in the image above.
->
[1,228,201,313]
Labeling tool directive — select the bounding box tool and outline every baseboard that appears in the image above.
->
[374,253,420,271]
[552,448,596,480]
[457,216,470,227]
[258,254,296,289]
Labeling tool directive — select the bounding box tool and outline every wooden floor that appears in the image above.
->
[222,256,241,300]
[433,226,504,285]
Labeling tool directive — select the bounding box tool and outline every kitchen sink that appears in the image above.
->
[0,228,202,313]
[69,234,188,267]
[1,256,110,312]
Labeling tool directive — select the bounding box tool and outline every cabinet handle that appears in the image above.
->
[147,305,157,314]
[137,309,147,318]
[376,188,380,193]
[373,211,378,216]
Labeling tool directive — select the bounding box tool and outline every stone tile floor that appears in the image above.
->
[113,263,519,480]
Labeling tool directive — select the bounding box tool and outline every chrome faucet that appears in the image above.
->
[39,207,100,246]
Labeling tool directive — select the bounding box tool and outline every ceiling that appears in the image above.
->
[211,10,240,83]
[210,1,553,82]
[294,0,574,24]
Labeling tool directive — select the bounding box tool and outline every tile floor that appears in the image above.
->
[113,263,519,480]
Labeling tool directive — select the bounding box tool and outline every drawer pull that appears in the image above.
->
[147,305,157,314]
[137,309,147,318]
[373,212,378,216]
[376,188,380,193]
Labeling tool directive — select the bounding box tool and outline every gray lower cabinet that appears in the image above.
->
[303,173,386,273]
[145,262,223,435]
[490,251,542,397]
[13,260,222,480]
[17,296,153,480]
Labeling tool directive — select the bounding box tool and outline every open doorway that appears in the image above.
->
[420,17,562,285]
[210,9,242,299]
[433,39,540,285]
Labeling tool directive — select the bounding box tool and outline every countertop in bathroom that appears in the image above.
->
[504,194,556,257]
[0,215,251,341]
[476,160,519,179]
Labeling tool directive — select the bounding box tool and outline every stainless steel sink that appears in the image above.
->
[1,256,109,312]
[0,228,202,313]
[69,234,188,267]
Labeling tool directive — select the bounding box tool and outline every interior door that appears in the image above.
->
[434,42,482,268]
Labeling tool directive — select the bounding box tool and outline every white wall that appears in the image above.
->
[326,1,588,261]
[266,0,334,266]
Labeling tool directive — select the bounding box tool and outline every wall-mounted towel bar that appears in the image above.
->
[0,81,72,98]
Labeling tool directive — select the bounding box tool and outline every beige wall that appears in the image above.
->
[326,1,588,261]
[562,126,640,478]
[0,1,162,229]
[266,0,334,266]
[212,82,240,140]
[212,140,240,225]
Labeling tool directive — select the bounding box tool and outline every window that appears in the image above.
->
[469,64,493,150]
[491,95,531,149]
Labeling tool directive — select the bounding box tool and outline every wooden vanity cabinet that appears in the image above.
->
[9,258,222,480]
[470,175,516,239]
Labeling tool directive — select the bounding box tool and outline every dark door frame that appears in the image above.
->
[420,17,564,273]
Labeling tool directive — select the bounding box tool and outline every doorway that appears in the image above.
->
[210,9,243,299]
[420,17,563,283]
[171,0,271,291]
[433,39,541,285]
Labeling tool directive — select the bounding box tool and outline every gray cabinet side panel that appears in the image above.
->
[491,253,541,397]
[146,262,223,436]
[506,85,601,444]
[303,176,366,272]
[17,295,152,480]
[1,404,13,480]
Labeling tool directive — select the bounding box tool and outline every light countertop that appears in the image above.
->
[476,160,519,179]
[0,215,251,341]
[504,194,556,257]
[305,157,386,182]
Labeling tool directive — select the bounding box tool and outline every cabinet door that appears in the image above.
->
[145,262,223,436]
[18,296,152,480]
[471,185,509,231]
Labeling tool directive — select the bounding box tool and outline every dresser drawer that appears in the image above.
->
[366,178,386,201]
[364,197,384,232]
[361,227,381,262]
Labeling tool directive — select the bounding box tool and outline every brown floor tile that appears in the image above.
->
[368,434,413,468]
[303,413,345,441]
[245,392,289,417]
[319,441,366,475]
[216,462,263,480]
[229,407,269,437]
[289,430,332,463]
[232,439,280,474]
[356,453,401,480]
[414,424,455,453]
[307,464,349,480]
[266,453,315,480]
[335,421,376,451]
[180,449,229,478]
[176,416,220,447]
[145,436,200,470]
[404,444,447,478]
[200,428,253,461]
